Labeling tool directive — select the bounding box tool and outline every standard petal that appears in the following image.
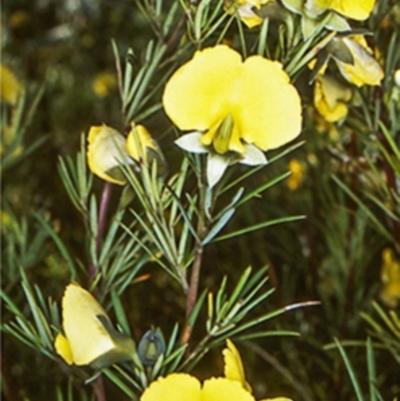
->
[62,283,115,365]
[329,0,376,20]
[87,125,131,185]
[233,56,302,150]
[163,46,242,131]
[202,378,255,401]
[141,373,202,401]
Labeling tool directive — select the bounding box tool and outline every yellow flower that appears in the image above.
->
[281,0,375,37]
[380,248,400,308]
[282,0,376,21]
[54,283,137,369]
[287,159,305,190]
[0,65,23,105]
[333,36,383,87]
[141,340,291,401]
[87,123,158,185]
[314,75,352,122]
[141,374,254,401]
[224,0,273,28]
[163,45,302,187]
[92,72,117,98]
[327,0,376,21]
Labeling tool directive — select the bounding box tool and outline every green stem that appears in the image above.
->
[182,157,207,345]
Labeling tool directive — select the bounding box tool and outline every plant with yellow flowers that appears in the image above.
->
[1,0,399,401]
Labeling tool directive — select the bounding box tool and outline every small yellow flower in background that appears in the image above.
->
[287,159,305,190]
[140,339,292,401]
[163,45,302,187]
[224,0,273,28]
[332,36,384,87]
[314,75,352,122]
[92,72,117,98]
[0,65,23,105]
[54,283,137,369]
[380,248,400,308]
[87,123,158,185]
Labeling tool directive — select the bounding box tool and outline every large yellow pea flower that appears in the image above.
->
[313,75,352,122]
[140,340,292,401]
[163,45,302,187]
[54,283,137,369]
[87,123,158,185]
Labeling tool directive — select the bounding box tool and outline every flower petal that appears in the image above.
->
[207,153,231,188]
[163,46,242,132]
[141,373,201,401]
[234,56,302,150]
[240,143,268,166]
[54,333,73,365]
[62,283,116,365]
[329,0,376,20]
[87,125,131,185]
[223,340,251,391]
[175,132,209,153]
[334,37,383,87]
[314,75,351,122]
[126,124,158,162]
[202,378,255,401]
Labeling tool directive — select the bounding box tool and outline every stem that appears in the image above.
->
[88,182,113,401]
[88,182,113,285]
[97,182,113,254]
[182,157,207,345]
[93,376,107,401]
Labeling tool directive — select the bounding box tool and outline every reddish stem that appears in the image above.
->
[88,182,113,286]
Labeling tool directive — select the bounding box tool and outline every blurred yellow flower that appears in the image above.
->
[0,65,23,105]
[54,283,137,368]
[314,75,352,122]
[87,123,157,185]
[163,45,302,187]
[287,159,305,190]
[380,248,400,308]
[224,0,273,28]
[333,36,383,87]
[92,72,117,98]
[141,340,291,401]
